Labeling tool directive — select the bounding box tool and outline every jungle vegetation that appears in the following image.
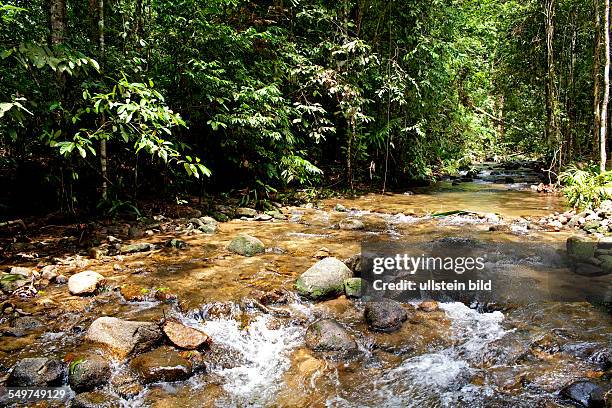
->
[0,0,610,213]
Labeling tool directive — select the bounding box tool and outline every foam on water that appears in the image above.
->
[195,315,304,404]
[360,303,507,407]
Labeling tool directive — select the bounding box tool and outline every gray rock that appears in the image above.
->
[339,218,365,230]
[334,204,347,212]
[228,234,265,256]
[365,299,408,332]
[254,214,273,221]
[68,271,105,296]
[265,210,286,220]
[41,265,59,281]
[305,319,357,352]
[71,391,120,408]
[343,254,362,275]
[121,243,157,254]
[235,207,257,217]
[560,380,605,408]
[68,354,111,392]
[5,316,43,336]
[129,347,192,384]
[295,257,353,300]
[8,357,64,386]
[84,317,162,359]
[9,266,36,278]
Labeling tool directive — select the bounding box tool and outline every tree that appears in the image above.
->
[601,0,610,173]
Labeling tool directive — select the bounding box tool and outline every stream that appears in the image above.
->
[0,162,610,407]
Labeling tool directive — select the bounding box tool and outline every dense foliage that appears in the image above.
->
[0,0,608,214]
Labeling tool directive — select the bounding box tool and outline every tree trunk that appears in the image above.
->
[49,0,66,45]
[98,0,108,200]
[544,0,561,162]
[595,0,602,157]
[601,0,610,173]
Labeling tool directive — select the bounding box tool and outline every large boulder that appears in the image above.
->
[364,299,408,332]
[567,236,598,262]
[8,357,65,386]
[68,271,105,296]
[305,319,357,352]
[162,320,211,350]
[129,347,193,384]
[84,317,162,359]
[228,234,264,256]
[68,354,111,392]
[560,380,605,408]
[295,257,353,300]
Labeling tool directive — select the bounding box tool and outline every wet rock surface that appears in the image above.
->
[364,299,409,332]
[8,357,65,386]
[305,319,357,353]
[68,353,111,392]
[129,347,193,384]
[295,257,353,300]
[560,380,606,408]
[71,391,120,408]
[162,320,212,350]
[84,317,162,358]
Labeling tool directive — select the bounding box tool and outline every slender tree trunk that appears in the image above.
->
[595,0,602,157]
[49,0,66,45]
[601,0,610,173]
[98,0,108,200]
[544,0,561,163]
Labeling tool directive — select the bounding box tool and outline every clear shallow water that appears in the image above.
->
[0,162,609,407]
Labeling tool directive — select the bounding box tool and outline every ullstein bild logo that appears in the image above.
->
[361,239,611,304]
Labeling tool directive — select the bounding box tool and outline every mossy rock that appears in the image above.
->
[566,236,597,262]
[228,234,264,257]
[295,257,353,300]
[344,278,362,298]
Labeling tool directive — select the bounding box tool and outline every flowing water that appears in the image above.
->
[1,162,610,407]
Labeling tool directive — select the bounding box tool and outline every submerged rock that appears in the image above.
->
[111,372,143,398]
[8,357,64,386]
[567,236,598,262]
[295,257,353,300]
[305,319,357,352]
[68,354,111,392]
[339,218,365,230]
[560,380,605,408]
[84,317,162,358]
[418,300,439,312]
[68,271,105,296]
[228,234,265,256]
[162,320,211,350]
[71,391,120,408]
[129,347,193,384]
[364,299,408,332]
